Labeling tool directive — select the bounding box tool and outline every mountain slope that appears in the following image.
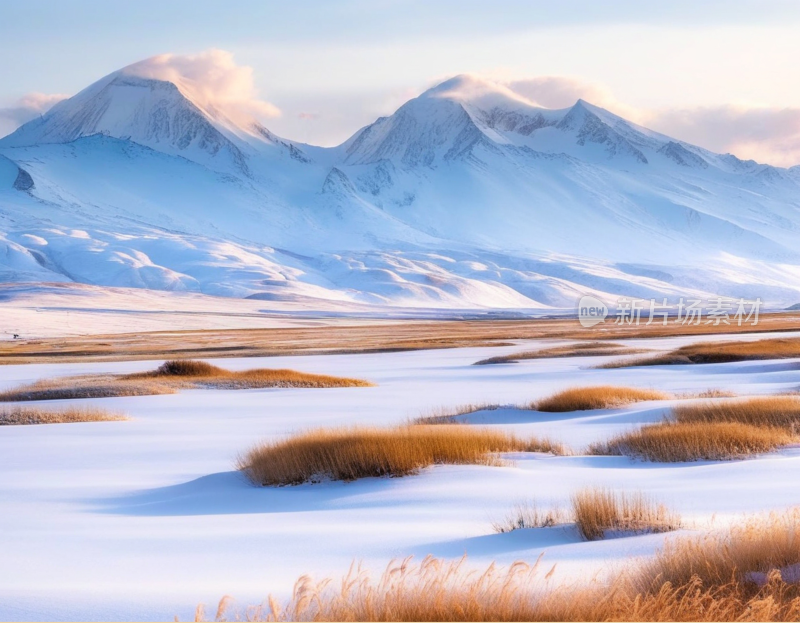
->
[2,68,800,309]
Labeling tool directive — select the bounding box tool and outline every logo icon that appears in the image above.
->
[577,295,608,328]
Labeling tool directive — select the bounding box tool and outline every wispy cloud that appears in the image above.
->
[0,92,67,128]
[3,57,800,167]
[506,76,800,167]
[646,105,800,167]
[123,49,281,124]
[507,77,617,111]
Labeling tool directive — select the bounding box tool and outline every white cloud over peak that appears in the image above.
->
[508,76,617,111]
[122,49,281,124]
[4,55,800,168]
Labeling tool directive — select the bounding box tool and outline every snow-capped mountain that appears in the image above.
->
[2,65,800,310]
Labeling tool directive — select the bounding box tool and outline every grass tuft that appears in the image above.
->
[0,360,373,402]
[0,405,126,425]
[0,378,177,401]
[571,488,681,540]
[492,490,680,540]
[149,359,221,377]
[473,342,647,365]
[590,421,793,462]
[238,425,565,486]
[491,501,568,533]
[534,385,670,412]
[413,402,501,425]
[676,389,738,399]
[674,396,800,432]
[603,337,800,368]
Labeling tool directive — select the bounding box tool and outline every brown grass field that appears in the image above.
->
[604,336,800,368]
[0,359,373,402]
[674,396,800,432]
[636,508,800,593]
[473,341,647,365]
[590,421,794,462]
[0,405,126,425]
[201,509,800,622]
[570,488,681,540]
[534,385,670,412]
[238,426,566,486]
[4,312,800,365]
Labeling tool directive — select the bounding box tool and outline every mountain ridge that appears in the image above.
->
[2,65,800,309]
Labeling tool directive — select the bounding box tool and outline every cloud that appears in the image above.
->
[123,49,280,124]
[507,76,614,110]
[643,105,800,167]
[506,76,800,167]
[0,92,67,128]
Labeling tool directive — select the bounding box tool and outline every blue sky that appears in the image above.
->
[3,1,800,164]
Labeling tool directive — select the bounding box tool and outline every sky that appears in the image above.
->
[3,0,800,165]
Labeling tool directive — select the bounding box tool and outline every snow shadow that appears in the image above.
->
[412,525,582,559]
[90,470,404,517]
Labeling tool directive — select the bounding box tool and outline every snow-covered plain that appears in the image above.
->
[2,331,800,621]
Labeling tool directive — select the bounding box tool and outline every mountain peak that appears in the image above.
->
[421,74,539,110]
[1,68,256,173]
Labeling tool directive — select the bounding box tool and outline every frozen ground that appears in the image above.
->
[0,283,554,340]
[2,331,800,621]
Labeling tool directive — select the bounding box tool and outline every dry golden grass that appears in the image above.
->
[413,402,501,425]
[126,359,374,389]
[0,405,126,425]
[674,396,800,433]
[0,376,177,401]
[605,336,800,368]
[492,490,679,540]
[637,508,800,593]
[491,501,568,533]
[473,342,647,365]
[677,388,738,399]
[534,385,671,412]
[590,421,794,462]
[0,360,373,402]
[238,425,565,486]
[571,488,681,541]
[143,359,220,377]
[202,510,800,622]
[6,312,800,365]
